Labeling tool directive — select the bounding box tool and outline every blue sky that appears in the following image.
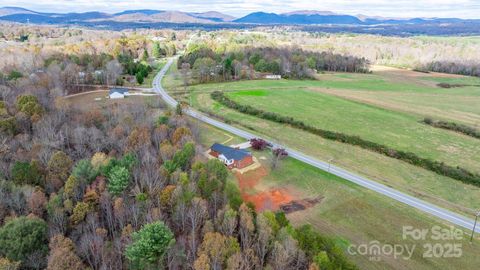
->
[1,0,479,19]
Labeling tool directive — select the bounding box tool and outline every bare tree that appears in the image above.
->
[187,197,207,262]
[105,59,122,86]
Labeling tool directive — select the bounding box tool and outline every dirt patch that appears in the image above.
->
[235,166,320,212]
[236,166,268,190]
[280,196,323,214]
[243,189,294,212]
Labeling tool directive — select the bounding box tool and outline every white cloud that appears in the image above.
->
[1,0,479,19]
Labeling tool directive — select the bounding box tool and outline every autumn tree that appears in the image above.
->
[159,185,176,209]
[255,213,274,267]
[28,188,47,217]
[16,94,43,119]
[64,175,82,202]
[187,197,208,261]
[70,202,91,225]
[216,205,238,237]
[127,127,151,152]
[239,203,255,249]
[0,257,20,270]
[195,232,240,270]
[90,152,109,171]
[125,221,175,269]
[47,235,85,270]
[47,151,73,193]
[172,126,192,145]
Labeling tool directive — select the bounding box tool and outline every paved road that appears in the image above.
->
[153,58,480,233]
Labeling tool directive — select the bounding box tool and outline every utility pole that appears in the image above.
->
[470,210,480,243]
[328,158,334,172]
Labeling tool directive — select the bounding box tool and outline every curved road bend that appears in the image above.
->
[153,58,480,233]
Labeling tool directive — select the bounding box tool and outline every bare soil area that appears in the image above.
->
[235,166,320,212]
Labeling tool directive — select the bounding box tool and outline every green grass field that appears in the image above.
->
[195,121,480,270]
[223,87,480,173]
[163,63,480,216]
[266,157,480,270]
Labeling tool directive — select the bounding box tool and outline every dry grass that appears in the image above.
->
[64,90,155,111]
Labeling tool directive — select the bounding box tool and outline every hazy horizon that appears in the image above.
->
[1,0,480,19]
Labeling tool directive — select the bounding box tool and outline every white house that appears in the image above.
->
[109,88,129,99]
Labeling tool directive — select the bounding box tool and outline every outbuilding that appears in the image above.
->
[109,88,129,99]
[264,74,281,80]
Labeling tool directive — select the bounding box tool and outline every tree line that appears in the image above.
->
[178,44,369,83]
[416,61,480,77]
[211,91,480,187]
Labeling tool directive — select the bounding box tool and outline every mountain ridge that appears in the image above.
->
[0,6,477,25]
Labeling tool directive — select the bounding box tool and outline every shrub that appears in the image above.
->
[250,138,270,150]
[423,118,480,139]
[7,70,22,81]
[156,115,169,126]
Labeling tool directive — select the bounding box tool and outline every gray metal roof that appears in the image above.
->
[109,88,129,95]
[211,143,251,161]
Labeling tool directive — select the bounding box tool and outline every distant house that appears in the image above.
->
[109,88,129,99]
[209,143,254,169]
[264,74,281,80]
